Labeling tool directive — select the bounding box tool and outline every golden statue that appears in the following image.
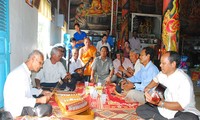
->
[88,0,103,14]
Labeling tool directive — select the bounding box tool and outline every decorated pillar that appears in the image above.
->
[162,0,180,52]
[111,0,118,36]
[117,0,129,49]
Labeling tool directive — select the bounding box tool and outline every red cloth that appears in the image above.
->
[74,83,139,110]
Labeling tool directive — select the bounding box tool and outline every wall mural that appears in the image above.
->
[69,0,112,30]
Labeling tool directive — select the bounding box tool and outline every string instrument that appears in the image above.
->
[120,52,125,78]
[74,57,93,76]
[50,79,64,97]
[146,83,167,106]
[154,83,166,99]
[66,49,71,82]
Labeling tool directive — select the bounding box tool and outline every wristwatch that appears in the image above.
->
[161,101,165,108]
[133,84,136,89]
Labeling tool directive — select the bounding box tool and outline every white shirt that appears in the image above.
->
[129,37,141,52]
[134,59,143,75]
[69,57,84,74]
[35,59,66,83]
[113,58,133,74]
[4,63,42,117]
[153,69,200,119]
[96,41,111,52]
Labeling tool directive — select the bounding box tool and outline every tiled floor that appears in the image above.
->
[194,81,200,110]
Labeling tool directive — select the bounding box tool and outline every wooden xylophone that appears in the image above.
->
[54,92,90,116]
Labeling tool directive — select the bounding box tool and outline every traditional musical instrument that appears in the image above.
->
[146,84,167,106]
[119,48,125,79]
[154,83,166,99]
[74,57,93,76]
[54,92,92,117]
[67,49,72,82]
[50,79,63,97]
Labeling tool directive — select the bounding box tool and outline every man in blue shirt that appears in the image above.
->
[74,23,87,48]
[121,47,159,104]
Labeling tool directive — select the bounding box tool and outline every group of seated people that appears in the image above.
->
[2,36,200,119]
[2,24,200,119]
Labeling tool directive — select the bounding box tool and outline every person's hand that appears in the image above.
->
[36,96,51,104]
[123,82,134,91]
[66,72,71,79]
[36,85,41,89]
[105,77,111,85]
[116,72,122,78]
[42,90,51,96]
[90,77,95,83]
[127,67,134,75]
[120,79,127,90]
[144,86,151,93]
[145,91,160,105]
[118,66,125,72]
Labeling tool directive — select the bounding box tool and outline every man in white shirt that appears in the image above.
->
[112,50,133,92]
[4,50,52,118]
[130,50,142,75]
[96,34,111,56]
[136,51,200,120]
[35,47,76,91]
[129,31,141,52]
[69,48,84,74]
[68,48,87,83]
[120,49,142,76]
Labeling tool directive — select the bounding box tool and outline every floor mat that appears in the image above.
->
[15,83,142,120]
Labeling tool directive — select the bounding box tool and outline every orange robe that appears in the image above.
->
[80,46,97,76]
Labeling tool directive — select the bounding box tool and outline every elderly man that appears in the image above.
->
[122,47,159,104]
[69,48,84,74]
[4,50,52,118]
[136,51,200,120]
[111,50,133,93]
[119,49,142,76]
[68,48,87,83]
[112,50,133,81]
[91,46,114,84]
[35,47,76,91]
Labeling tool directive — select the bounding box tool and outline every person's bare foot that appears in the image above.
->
[121,91,128,97]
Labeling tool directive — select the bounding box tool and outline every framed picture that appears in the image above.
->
[25,0,33,7]
[68,0,112,30]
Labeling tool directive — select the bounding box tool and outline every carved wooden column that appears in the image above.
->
[162,0,180,52]
[117,0,129,49]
